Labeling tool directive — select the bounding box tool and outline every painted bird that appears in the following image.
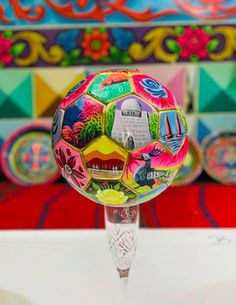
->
[134,148,163,188]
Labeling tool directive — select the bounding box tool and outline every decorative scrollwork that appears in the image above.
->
[0,4,10,23]
[9,0,45,22]
[0,0,180,24]
[0,24,235,67]
[12,31,64,66]
[209,26,236,60]
[129,25,236,63]
[44,0,104,21]
[129,27,179,62]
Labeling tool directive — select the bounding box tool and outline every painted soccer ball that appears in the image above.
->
[52,69,188,206]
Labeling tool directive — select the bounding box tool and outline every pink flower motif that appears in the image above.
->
[177,27,210,59]
[54,147,86,188]
[0,33,13,65]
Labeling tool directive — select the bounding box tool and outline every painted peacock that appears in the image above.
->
[134,148,164,188]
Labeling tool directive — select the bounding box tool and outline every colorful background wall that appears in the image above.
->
[0,0,235,228]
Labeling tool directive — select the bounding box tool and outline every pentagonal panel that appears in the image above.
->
[54,140,90,190]
[83,135,127,180]
[60,74,96,109]
[131,74,177,109]
[52,108,64,147]
[85,179,137,205]
[105,95,158,150]
[159,110,187,154]
[122,141,187,194]
[87,73,132,103]
[61,95,104,149]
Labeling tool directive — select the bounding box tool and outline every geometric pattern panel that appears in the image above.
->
[198,63,236,113]
[0,70,33,118]
[34,67,86,118]
[197,113,236,143]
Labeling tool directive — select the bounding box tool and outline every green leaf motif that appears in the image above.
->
[114,183,120,191]
[203,25,213,34]
[175,26,184,35]
[110,46,122,58]
[60,57,71,66]
[3,30,13,38]
[10,43,25,57]
[190,55,199,62]
[100,56,114,63]
[75,57,93,64]
[92,182,100,191]
[191,24,198,30]
[86,28,93,34]
[121,54,132,64]
[99,27,106,34]
[166,39,181,53]
[0,62,4,68]
[70,48,81,59]
[207,39,219,52]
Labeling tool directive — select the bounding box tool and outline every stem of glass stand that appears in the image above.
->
[104,205,140,279]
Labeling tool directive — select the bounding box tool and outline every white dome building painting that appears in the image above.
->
[111,96,155,150]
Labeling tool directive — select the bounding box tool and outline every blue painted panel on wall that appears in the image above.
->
[1,0,236,26]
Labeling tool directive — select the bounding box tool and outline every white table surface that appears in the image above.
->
[0,229,236,305]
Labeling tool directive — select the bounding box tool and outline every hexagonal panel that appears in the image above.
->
[61,95,104,149]
[85,179,137,205]
[122,142,187,194]
[52,108,64,147]
[60,74,96,109]
[159,110,187,154]
[105,95,158,150]
[87,73,132,103]
[54,140,90,190]
[83,135,127,180]
[131,74,177,110]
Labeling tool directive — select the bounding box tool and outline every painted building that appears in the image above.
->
[111,98,152,149]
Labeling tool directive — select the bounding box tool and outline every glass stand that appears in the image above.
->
[104,205,140,303]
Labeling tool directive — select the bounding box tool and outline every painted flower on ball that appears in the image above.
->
[0,33,13,65]
[96,189,128,205]
[140,78,167,98]
[55,147,86,188]
[177,27,210,60]
[82,29,111,61]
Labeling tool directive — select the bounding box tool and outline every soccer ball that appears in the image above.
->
[52,69,188,206]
